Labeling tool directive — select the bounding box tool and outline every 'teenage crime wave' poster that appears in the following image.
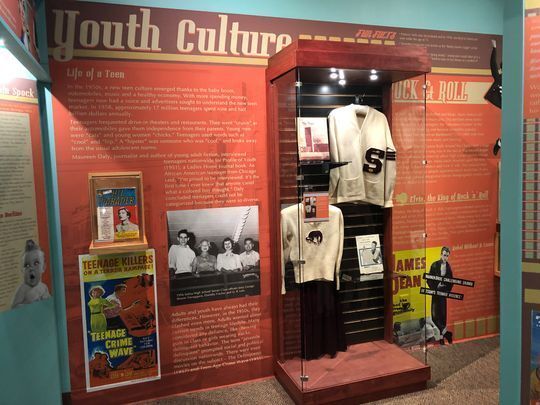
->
[79,249,160,391]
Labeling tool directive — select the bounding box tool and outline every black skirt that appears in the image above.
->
[301,280,347,360]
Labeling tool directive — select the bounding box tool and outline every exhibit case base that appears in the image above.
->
[275,340,430,404]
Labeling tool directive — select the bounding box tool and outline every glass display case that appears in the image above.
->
[267,40,431,403]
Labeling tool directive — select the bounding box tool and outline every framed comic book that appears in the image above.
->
[88,172,148,254]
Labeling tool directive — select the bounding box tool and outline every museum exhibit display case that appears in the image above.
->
[266,40,432,403]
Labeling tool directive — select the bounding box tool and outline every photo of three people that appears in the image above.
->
[167,206,261,305]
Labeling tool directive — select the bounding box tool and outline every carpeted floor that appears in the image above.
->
[141,336,499,405]
[372,336,499,404]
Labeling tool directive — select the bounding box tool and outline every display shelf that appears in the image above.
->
[89,236,148,255]
[299,161,349,168]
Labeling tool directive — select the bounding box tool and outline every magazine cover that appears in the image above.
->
[96,188,139,241]
[296,117,330,161]
[356,234,384,275]
[79,249,160,392]
[531,309,540,404]
[303,192,329,223]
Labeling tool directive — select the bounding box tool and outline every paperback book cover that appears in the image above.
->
[96,188,139,241]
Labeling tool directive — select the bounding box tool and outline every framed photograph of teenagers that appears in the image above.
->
[88,172,148,254]
[166,205,260,306]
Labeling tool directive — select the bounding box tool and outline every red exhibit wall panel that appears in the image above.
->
[0,77,52,310]
[50,58,272,402]
[425,74,501,339]
[390,73,500,342]
[45,1,501,402]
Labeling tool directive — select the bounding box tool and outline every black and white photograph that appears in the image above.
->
[167,205,260,306]
[356,234,384,275]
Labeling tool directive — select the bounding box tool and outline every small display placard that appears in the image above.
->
[303,192,330,223]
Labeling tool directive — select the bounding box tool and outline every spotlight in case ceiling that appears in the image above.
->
[320,85,330,93]
[330,67,337,73]
[330,72,338,79]
[370,69,377,74]
[338,69,345,79]
[369,74,378,81]
[338,79,346,86]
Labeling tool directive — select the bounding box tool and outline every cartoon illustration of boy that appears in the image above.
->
[11,240,50,308]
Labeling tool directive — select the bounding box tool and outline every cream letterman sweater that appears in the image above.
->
[328,105,396,207]
[280,204,344,294]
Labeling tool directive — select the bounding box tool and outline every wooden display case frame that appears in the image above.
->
[266,39,432,404]
[494,222,501,277]
[88,171,148,254]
